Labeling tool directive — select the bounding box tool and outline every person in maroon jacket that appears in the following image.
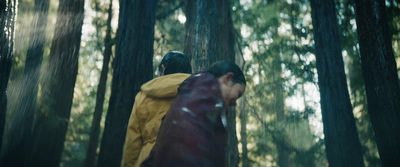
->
[141,61,246,167]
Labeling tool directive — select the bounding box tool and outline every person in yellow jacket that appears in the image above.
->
[121,51,192,167]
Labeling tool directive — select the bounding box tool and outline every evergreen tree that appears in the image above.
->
[97,0,156,166]
[0,0,49,165]
[84,0,113,166]
[27,0,85,166]
[216,0,240,166]
[184,0,217,72]
[353,0,400,166]
[310,0,365,166]
[336,0,381,165]
[239,97,250,167]
[0,0,17,153]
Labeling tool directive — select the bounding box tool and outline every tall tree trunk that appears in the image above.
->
[310,0,365,166]
[387,0,400,38]
[84,1,113,167]
[216,0,235,62]
[273,58,290,167]
[353,0,400,166]
[216,0,239,166]
[0,0,49,165]
[190,0,217,72]
[184,1,238,166]
[0,0,17,153]
[27,0,84,166]
[225,110,239,167]
[339,0,382,165]
[96,0,156,166]
[183,0,195,60]
[239,97,249,167]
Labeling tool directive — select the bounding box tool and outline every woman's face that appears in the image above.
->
[222,83,246,107]
[218,72,246,107]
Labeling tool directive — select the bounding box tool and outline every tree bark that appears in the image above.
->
[353,0,400,166]
[184,1,239,166]
[239,98,249,167]
[216,0,235,62]
[96,0,156,166]
[183,0,196,60]
[0,0,17,154]
[184,0,239,167]
[310,0,365,166]
[84,1,113,167]
[26,0,84,166]
[216,0,239,167]
[0,0,49,165]
[191,0,217,72]
[273,58,290,167]
[225,111,239,167]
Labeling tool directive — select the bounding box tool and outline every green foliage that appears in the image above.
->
[61,0,185,165]
[7,0,400,166]
[154,8,185,55]
[153,0,186,76]
[61,36,113,166]
[10,0,34,80]
[3,0,51,146]
[9,0,57,82]
[154,12,185,56]
[283,113,314,150]
[60,0,114,166]
[232,0,326,166]
[336,0,382,166]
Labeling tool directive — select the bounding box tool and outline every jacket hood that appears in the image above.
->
[141,73,190,98]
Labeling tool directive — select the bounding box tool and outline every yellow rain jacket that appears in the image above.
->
[121,73,190,167]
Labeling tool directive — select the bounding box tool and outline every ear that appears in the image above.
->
[220,72,234,85]
[161,64,166,76]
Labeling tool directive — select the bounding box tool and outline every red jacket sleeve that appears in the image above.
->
[141,72,227,167]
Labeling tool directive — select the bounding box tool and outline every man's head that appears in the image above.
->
[159,51,192,76]
[206,61,246,107]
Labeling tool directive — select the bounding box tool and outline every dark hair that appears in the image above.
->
[159,51,192,75]
[206,61,246,85]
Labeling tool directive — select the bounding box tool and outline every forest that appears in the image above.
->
[1,0,400,166]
